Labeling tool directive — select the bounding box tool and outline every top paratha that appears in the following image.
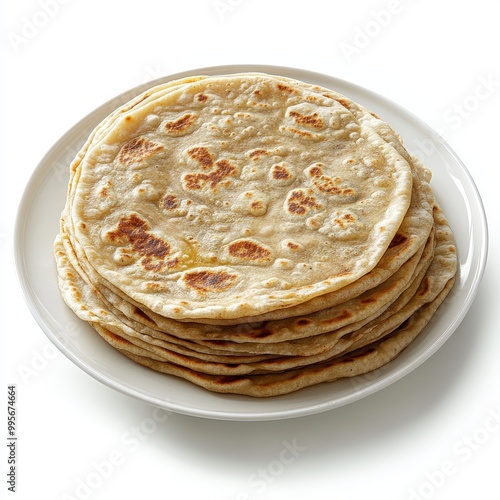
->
[65,73,414,320]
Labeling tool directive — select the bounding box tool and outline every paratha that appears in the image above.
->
[64,73,414,320]
[54,71,458,397]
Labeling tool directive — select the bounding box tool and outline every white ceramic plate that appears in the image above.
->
[14,65,488,421]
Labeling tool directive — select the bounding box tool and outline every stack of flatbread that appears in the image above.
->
[54,73,457,397]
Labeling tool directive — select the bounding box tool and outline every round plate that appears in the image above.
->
[14,65,488,421]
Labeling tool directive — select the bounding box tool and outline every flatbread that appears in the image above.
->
[64,73,414,320]
[54,71,458,397]
[115,278,455,397]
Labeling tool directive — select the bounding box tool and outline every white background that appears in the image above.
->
[2,1,499,499]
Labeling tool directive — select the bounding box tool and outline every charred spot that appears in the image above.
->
[308,165,354,196]
[389,232,408,248]
[217,375,243,384]
[207,339,230,347]
[117,137,163,165]
[333,213,356,229]
[251,200,264,211]
[398,318,411,330]
[107,330,132,345]
[142,257,166,272]
[106,214,170,267]
[183,270,237,292]
[271,165,291,180]
[162,194,178,210]
[284,127,313,138]
[187,146,213,169]
[418,277,431,297]
[196,93,208,102]
[286,190,322,215]
[165,113,197,133]
[323,309,353,325]
[289,110,324,129]
[359,346,378,356]
[296,318,312,327]
[335,97,351,109]
[308,166,323,177]
[277,83,295,93]
[133,306,151,321]
[249,149,268,159]
[211,160,235,187]
[254,329,273,338]
[228,240,271,261]
[183,159,236,191]
[144,282,163,291]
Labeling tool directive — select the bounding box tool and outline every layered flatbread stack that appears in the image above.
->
[54,73,457,396]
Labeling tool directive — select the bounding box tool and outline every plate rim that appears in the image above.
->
[14,64,489,421]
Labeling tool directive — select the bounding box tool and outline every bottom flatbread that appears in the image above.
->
[112,278,454,397]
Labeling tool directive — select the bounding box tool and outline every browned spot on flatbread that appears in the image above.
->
[255,329,272,339]
[271,164,292,181]
[398,318,411,330]
[133,306,152,322]
[249,149,268,159]
[228,239,271,262]
[322,309,353,326]
[183,159,236,191]
[286,189,323,216]
[106,214,170,271]
[389,232,408,248]
[165,113,197,133]
[333,213,356,229]
[307,165,355,196]
[418,277,431,297]
[117,137,163,165]
[162,194,178,211]
[335,97,351,109]
[251,200,264,212]
[187,147,213,168]
[284,127,313,138]
[276,83,296,93]
[183,270,237,292]
[106,329,132,346]
[142,256,179,272]
[196,93,208,102]
[289,110,324,129]
[296,318,312,327]
[216,375,245,385]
